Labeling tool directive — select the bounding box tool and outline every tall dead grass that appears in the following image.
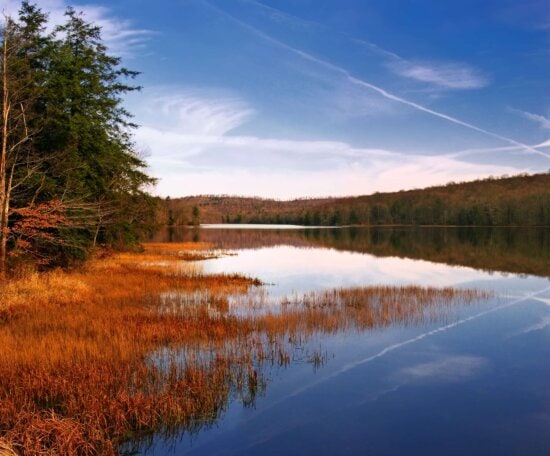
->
[0,244,489,454]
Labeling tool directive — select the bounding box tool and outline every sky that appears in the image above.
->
[5,0,550,198]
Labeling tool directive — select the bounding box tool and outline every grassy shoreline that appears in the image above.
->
[0,243,489,454]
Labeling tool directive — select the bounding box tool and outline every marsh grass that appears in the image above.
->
[0,244,489,454]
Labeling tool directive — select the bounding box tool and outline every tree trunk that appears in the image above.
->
[92,224,100,248]
[0,35,10,279]
[0,206,7,280]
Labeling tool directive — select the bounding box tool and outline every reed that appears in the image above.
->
[0,244,489,454]
[0,439,17,456]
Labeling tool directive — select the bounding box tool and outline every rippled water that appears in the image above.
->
[131,227,550,455]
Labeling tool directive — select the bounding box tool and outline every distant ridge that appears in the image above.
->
[159,172,550,227]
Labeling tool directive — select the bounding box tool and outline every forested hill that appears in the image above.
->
[161,172,550,226]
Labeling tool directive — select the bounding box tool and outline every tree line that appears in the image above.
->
[1,2,156,276]
[161,172,550,227]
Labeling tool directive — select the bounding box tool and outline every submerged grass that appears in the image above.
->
[0,244,489,455]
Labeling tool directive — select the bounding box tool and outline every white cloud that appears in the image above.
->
[514,109,550,130]
[152,162,518,199]
[134,87,255,159]
[388,60,489,90]
[4,0,152,57]
[143,89,254,137]
[141,134,520,198]
[133,86,523,198]
[69,6,153,58]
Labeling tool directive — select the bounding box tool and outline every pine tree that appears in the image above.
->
[1,2,157,272]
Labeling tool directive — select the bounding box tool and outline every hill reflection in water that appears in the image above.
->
[151,226,550,278]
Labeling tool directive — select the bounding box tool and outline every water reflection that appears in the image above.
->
[151,226,550,277]
[135,226,550,455]
[125,284,490,455]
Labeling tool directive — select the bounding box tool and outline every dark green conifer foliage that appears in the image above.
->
[1,2,157,270]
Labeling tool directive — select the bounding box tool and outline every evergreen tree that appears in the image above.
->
[1,2,157,272]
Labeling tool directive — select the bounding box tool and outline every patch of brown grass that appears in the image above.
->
[143,242,213,251]
[0,439,18,456]
[0,243,489,454]
[140,242,224,261]
[0,246,263,454]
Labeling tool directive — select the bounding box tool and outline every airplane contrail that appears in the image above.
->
[202,0,550,161]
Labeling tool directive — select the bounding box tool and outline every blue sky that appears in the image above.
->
[7,0,550,197]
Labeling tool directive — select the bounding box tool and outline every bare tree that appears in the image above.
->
[1,18,34,278]
[0,13,50,277]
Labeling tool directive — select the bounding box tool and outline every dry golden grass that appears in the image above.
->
[0,439,17,456]
[0,244,489,455]
[143,242,213,251]
[0,247,261,455]
[139,242,225,262]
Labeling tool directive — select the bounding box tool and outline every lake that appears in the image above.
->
[129,226,550,455]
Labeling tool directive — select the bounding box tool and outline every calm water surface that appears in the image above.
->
[131,227,550,455]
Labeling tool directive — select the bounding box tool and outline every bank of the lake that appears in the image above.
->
[1,227,550,455]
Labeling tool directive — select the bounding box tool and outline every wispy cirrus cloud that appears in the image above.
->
[133,87,255,160]
[133,88,520,198]
[68,5,154,58]
[512,108,550,130]
[387,60,489,90]
[138,88,255,137]
[4,0,153,57]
